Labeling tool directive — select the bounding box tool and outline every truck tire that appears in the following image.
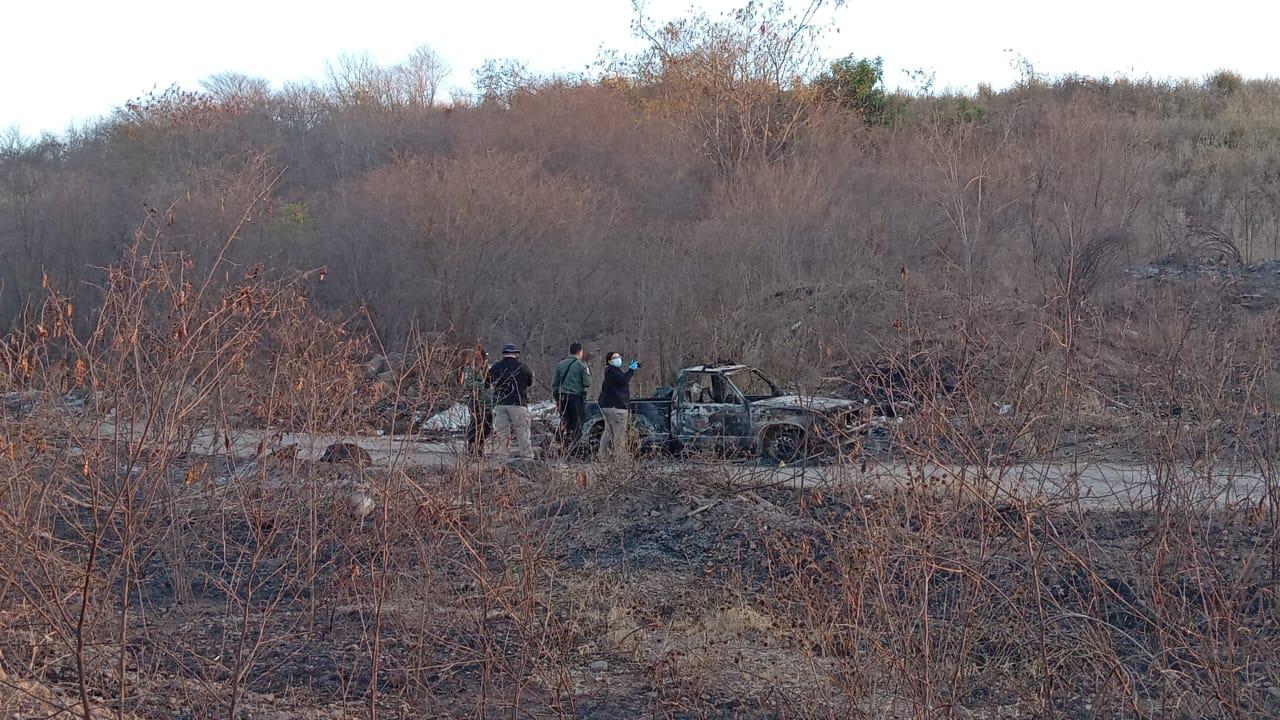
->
[633,428,671,457]
[575,421,604,459]
[762,427,806,464]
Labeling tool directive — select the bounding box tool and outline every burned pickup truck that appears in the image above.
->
[580,363,865,462]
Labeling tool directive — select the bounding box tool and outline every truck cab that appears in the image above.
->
[669,364,777,452]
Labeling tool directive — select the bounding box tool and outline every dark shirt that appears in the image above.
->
[598,365,635,410]
[488,357,534,406]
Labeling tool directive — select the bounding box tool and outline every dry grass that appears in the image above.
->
[0,111,1278,718]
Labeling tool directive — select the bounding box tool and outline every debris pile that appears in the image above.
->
[422,402,471,432]
[830,353,960,417]
[320,442,372,465]
[357,352,459,434]
[1130,258,1280,310]
[2,389,98,419]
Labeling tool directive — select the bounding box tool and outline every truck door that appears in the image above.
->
[673,372,752,450]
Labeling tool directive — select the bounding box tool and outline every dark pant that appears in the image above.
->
[467,405,493,453]
[557,393,586,447]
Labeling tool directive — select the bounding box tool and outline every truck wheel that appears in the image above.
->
[633,428,670,458]
[763,427,806,464]
[575,422,604,459]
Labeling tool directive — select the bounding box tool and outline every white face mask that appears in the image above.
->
[610,356,623,368]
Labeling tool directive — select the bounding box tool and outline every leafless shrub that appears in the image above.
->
[1,15,1280,718]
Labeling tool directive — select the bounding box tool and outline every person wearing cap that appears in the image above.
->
[462,346,493,455]
[597,351,640,461]
[551,342,591,450]
[487,343,535,459]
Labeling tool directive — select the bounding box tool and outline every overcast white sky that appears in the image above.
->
[3,0,1277,137]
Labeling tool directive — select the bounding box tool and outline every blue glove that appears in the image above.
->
[628,360,640,371]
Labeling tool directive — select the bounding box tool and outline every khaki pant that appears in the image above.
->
[493,405,533,459]
[598,408,630,461]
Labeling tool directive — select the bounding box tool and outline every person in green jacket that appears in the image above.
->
[551,342,591,449]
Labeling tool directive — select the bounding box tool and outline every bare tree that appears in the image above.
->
[326,52,396,108]
[472,58,535,107]
[200,72,271,107]
[398,45,451,108]
[623,0,840,174]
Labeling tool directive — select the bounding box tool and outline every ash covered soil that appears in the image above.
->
[2,454,1279,719]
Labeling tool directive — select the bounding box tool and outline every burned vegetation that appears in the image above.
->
[2,4,1280,718]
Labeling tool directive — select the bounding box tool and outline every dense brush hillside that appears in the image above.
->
[2,9,1278,400]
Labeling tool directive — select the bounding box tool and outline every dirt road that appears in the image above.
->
[91,421,1274,509]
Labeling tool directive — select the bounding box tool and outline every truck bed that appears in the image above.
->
[584,396,672,437]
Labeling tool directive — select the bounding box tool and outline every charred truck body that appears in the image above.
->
[581,363,863,462]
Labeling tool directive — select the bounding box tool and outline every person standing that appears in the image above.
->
[597,351,639,461]
[462,347,493,456]
[488,344,535,459]
[551,342,591,449]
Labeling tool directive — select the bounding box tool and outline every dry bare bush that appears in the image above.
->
[0,183,632,718]
[622,0,839,175]
[4,48,1280,401]
[1,13,1280,718]
[0,199,1275,718]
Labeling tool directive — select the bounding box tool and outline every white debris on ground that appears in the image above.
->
[347,490,376,520]
[363,398,560,436]
[529,400,557,419]
[422,403,471,431]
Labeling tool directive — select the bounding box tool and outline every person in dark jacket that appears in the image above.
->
[488,344,535,459]
[597,351,639,460]
[462,347,493,456]
[551,342,591,449]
